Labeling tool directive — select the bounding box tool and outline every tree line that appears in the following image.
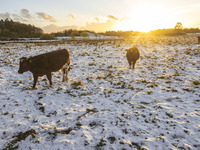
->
[102,28,200,37]
[0,19,200,40]
[52,29,89,38]
[0,19,90,40]
[0,19,43,39]
[100,31,141,37]
[102,23,200,37]
[148,28,200,36]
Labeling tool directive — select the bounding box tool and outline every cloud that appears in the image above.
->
[0,10,32,22]
[107,15,119,21]
[42,24,77,33]
[94,17,100,22]
[21,9,32,19]
[36,12,56,22]
[12,14,26,22]
[68,13,77,20]
[120,17,129,21]
[0,12,11,20]
[94,16,111,22]
[80,20,115,32]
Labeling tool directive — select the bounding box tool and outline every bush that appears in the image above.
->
[70,31,79,40]
[40,34,56,40]
[80,32,89,38]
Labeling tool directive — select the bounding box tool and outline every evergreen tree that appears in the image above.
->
[0,19,43,38]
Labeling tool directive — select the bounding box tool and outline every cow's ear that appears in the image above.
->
[28,58,32,64]
[28,57,32,63]
[20,57,27,62]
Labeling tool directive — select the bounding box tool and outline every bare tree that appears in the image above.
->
[175,22,183,29]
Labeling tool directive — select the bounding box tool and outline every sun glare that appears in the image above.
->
[115,4,174,32]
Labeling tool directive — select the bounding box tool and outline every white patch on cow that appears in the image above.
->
[63,63,69,70]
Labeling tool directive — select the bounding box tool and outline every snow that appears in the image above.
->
[0,36,200,150]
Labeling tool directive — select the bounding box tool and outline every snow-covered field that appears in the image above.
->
[0,36,199,150]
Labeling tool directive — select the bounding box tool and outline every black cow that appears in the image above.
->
[18,49,70,89]
[126,47,140,69]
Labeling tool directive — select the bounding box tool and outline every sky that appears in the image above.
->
[0,0,200,33]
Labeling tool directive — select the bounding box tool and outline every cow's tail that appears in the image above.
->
[67,51,70,71]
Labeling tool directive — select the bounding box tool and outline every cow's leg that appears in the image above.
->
[62,63,70,82]
[65,66,70,81]
[62,68,66,82]
[33,75,38,89]
[128,60,132,69]
[132,61,136,69]
[46,73,53,86]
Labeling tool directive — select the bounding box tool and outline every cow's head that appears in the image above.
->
[18,57,31,74]
[128,47,138,52]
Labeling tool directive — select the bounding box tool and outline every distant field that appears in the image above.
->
[0,36,199,150]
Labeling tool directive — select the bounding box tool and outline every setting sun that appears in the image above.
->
[115,4,174,32]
